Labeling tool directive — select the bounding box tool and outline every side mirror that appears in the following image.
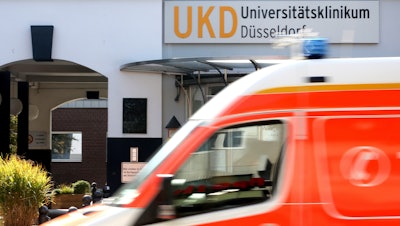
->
[156,174,176,220]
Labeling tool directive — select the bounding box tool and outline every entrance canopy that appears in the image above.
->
[120,56,288,86]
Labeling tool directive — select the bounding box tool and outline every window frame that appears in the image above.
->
[171,119,286,218]
[51,131,83,162]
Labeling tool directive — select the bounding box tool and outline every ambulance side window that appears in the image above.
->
[172,120,285,217]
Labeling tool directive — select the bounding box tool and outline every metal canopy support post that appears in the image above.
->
[199,60,228,86]
[249,59,261,70]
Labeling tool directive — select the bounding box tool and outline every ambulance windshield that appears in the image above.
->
[171,120,285,217]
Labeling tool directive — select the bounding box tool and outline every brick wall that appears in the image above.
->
[51,108,107,187]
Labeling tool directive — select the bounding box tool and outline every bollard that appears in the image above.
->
[38,205,51,224]
[82,194,92,207]
[91,182,103,203]
[103,184,111,198]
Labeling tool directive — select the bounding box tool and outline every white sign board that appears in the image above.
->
[28,131,48,149]
[164,1,379,43]
[121,162,147,183]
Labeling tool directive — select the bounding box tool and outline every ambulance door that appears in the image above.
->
[314,115,400,221]
[140,118,296,226]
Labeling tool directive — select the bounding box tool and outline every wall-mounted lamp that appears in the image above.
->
[165,116,181,138]
[10,98,23,115]
[29,104,39,120]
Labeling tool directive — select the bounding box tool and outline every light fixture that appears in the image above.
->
[29,104,39,120]
[10,98,23,116]
[165,116,181,138]
[10,80,22,115]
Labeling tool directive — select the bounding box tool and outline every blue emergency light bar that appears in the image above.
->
[302,38,328,59]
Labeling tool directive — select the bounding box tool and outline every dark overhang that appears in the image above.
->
[120,56,289,91]
[120,56,288,76]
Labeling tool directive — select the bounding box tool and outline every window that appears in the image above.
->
[51,132,82,162]
[190,86,204,116]
[189,84,226,117]
[209,130,244,149]
[207,85,225,101]
[123,98,147,134]
[171,120,285,217]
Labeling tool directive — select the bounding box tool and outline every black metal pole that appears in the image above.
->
[18,81,29,156]
[0,72,11,155]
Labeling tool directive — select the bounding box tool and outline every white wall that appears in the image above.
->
[3,0,400,147]
[109,71,162,138]
[0,0,163,146]
[162,75,186,140]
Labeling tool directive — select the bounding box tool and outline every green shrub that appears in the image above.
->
[52,184,74,195]
[51,180,90,196]
[72,180,90,194]
[0,155,52,226]
[9,115,18,155]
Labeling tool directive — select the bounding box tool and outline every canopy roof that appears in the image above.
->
[120,56,289,76]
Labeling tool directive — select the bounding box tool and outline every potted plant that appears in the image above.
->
[0,155,52,226]
[51,180,90,209]
[72,180,90,194]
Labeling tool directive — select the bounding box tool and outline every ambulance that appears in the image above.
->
[42,40,400,225]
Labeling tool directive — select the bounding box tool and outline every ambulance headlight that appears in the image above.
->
[302,38,328,59]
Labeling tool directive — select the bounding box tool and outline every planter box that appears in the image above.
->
[52,194,84,209]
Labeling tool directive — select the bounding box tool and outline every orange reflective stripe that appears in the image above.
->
[256,83,400,94]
